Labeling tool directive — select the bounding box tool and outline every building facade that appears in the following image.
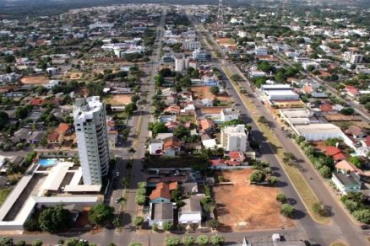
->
[221,124,248,151]
[73,97,110,185]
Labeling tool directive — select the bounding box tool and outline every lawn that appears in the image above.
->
[0,187,13,206]
[213,170,295,231]
[223,67,330,224]
[177,115,196,124]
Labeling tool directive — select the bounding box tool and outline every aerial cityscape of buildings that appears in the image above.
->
[0,1,370,245]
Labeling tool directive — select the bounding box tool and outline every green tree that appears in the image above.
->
[149,122,168,136]
[269,175,278,184]
[31,240,43,246]
[138,182,147,189]
[16,241,26,246]
[353,209,370,224]
[0,112,9,130]
[280,204,294,218]
[88,203,114,226]
[129,243,142,246]
[210,86,220,95]
[344,200,359,213]
[210,235,225,246]
[319,166,332,179]
[340,107,355,115]
[231,74,241,81]
[15,106,31,119]
[165,236,180,246]
[173,125,190,139]
[182,236,195,246]
[249,170,266,183]
[38,206,71,233]
[0,237,13,246]
[196,235,209,245]
[206,219,220,229]
[274,71,286,82]
[276,193,287,204]
[124,103,137,116]
[349,156,364,169]
[162,221,173,231]
[133,216,144,227]
[135,195,146,205]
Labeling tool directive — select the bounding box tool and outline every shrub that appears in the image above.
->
[135,195,146,205]
[165,236,180,246]
[133,216,144,227]
[196,235,209,245]
[210,235,225,246]
[0,237,13,246]
[32,240,43,246]
[16,241,26,246]
[206,219,220,229]
[276,193,287,204]
[353,209,370,224]
[182,236,195,246]
[345,200,359,213]
[280,204,294,218]
[249,170,266,183]
[162,221,173,231]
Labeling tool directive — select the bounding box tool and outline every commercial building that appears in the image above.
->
[293,123,344,141]
[221,124,248,151]
[73,96,110,185]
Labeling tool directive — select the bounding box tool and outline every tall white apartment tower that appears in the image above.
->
[73,96,110,185]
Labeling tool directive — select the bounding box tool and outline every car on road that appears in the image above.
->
[115,171,120,177]
[360,224,370,230]
[116,197,123,203]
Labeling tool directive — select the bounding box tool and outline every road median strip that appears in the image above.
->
[223,67,330,224]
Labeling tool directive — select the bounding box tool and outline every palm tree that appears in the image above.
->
[121,177,129,188]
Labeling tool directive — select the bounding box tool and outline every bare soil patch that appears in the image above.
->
[213,169,295,231]
[190,86,231,102]
[105,94,134,106]
[21,75,49,85]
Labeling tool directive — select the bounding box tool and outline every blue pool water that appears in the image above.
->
[39,159,57,167]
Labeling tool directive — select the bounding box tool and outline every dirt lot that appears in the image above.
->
[323,114,360,122]
[20,75,49,85]
[66,72,83,80]
[190,86,231,102]
[213,169,295,231]
[105,94,133,106]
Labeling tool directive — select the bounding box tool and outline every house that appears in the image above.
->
[227,151,246,164]
[198,118,215,133]
[221,125,248,151]
[148,202,174,229]
[163,137,181,156]
[332,170,362,195]
[346,86,359,98]
[178,196,203,226]
[202,138,217,149]
[325,146,346,162]
[47,123,72,147]
[149,140,163,155]
[27,131,45,144]
[220,108,239,122]
[30,98,45,107]
[149,182,178,203]
[346,125,366,139]
[163,105,181,115]
[335,160,356,173]
[320,104,337,114]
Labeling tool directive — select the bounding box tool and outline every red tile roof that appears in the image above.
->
[346,86,359,96]
[57,123,69,134]
[163,137,180,149]
[149,182,178,200]
[320,104,333,112]
[325,146,346,162]
[30,98,45,106]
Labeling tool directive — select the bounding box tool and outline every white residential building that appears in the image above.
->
[175,55,189,72]
[73,97,110,185]
[221,124,248,151]
[343,51,363,64]
[183,40,201,50]
[220,108,239,122]
[255,46,268,56]
[238,30,247,38]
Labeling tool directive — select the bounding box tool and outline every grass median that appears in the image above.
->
[223,67,330,224]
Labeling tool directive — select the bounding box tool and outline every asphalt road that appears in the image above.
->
[188,12,368,246]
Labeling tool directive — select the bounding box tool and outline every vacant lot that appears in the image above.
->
[21,75,49,85]
[190,86,231,102]
[213,169,295,231]
[323,114,360,122]
[66,72,83,80]
[105,94,133,106]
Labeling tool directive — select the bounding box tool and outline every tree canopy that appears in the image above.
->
[88,203,114,226]
[38,206,71,233]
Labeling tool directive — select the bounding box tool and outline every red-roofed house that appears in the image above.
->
[361,136,370,147]
[149,182,178,203]
[320,104,336,114]
[198,118,215,133]
[30,98,45,107]
[163,137,181,156]
[163,105,181,115]
[325,146,346,162]
[346,86,359,97]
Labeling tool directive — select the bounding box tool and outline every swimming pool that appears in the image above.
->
[38,158,57,167]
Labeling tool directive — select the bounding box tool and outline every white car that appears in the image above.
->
[116,172,120,177]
